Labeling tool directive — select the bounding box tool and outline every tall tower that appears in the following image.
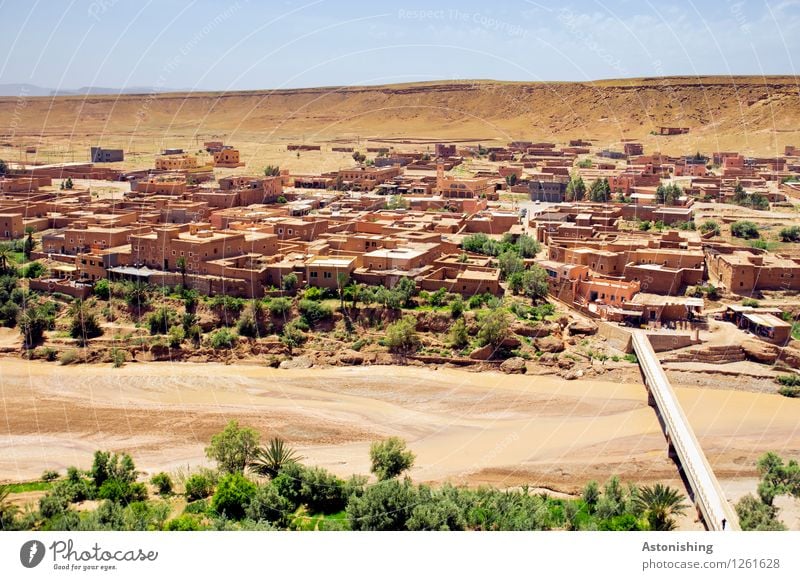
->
[436,161,444,194]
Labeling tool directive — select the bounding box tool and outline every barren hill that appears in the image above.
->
[2,76,800,158]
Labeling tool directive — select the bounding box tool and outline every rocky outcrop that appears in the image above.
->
[469,344,495,360]
[567,319,597,336]
[279,356,313,369]
[534,335,565,353]
[336,350,365,365]
[511,321,557,338]
[500,357,527,374]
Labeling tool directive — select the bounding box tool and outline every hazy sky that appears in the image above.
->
[1,0,799,91]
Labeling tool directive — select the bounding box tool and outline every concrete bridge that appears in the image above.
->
[631,330,740,531]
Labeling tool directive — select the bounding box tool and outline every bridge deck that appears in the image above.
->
[631,331,739,531]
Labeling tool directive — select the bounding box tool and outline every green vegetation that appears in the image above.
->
[370,437,415,481]
[731,220,760,239]
[0,422,701,531]
[384,315,419,354]
[779,226,800,242]
[565,174,586,202]
[735,452,800,530]
[588,178,611,202]
[655,183,682,205]
[732,182,769,210]
[699,220,721,236]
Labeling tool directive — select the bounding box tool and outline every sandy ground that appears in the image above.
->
[2,359,799,529]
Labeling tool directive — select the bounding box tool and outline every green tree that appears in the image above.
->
[69,300,103,344]
[347,477,417,530]
[0,486,19,530]
[448,317,469,349]
[516,234,541,258]
[521,265,549,301]
[496,250,524,280]
[634,483,688,531]
[731,221,760,239]
[176,256,187,287]
[248,438,304,479]
[735,494,786,530]
[23,228,36,260]
[565,174,586,202]
[18,306,50,348]
[384,315,419,354]
[264,165,281,176]
[150,473,173,496]
[93,279,110,300]
[245,483,293,527]
[370,437,416,481]
[205,420,260,474]
[147,307,173,335]
[476,308,510,348]
[281,272,298,293]
[505,173,518,187]
[211,473,256,520]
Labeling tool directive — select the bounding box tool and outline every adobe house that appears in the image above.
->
[304,255,357,289]
[658,126,690,135]
[0,213,23,239]
[212,147,244,168]
[90,147,124,163]
[723,305,791,344]
[706,249,800,294]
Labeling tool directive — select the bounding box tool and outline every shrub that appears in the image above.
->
[164,514,205,531]
[384,315,419,354]
[110,348,126,368]
[299,466,347,514]
[209,328,237,349]
[776,374,800,387]
[42,469,60,481]
[211,473,257,520]
[449,295,464,319]
[297,299,332,325]
[184,473,215,501]
[59,349,81,365]
[370,437,415,481]
[20,261,46,279]
[245,483,293,526]
[731,221,759,239]
[281,273,298,292]
[280,320,307,348]
[448,317,469,349]
[779,226,800,242]
[778,385,800,398]
[700,220,721,236]
[147,307,173,335]
[347,478,418,531]
[167,325,185,348]
[742,298,760,308]
[93,279,111,300]
[150,473,173,496]
[268,297,292,316]
[476,309,510,348]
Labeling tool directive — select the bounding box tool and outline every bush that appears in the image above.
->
[150,473,173,496]
[110,348,126,368]
[20,261,46,279]
[369,437,415,481]
[297,299,332,325]
[742,298,760,307]
[184,473,215,501]
[778,385,800,398]
[41,469,60,481]
[448,317,469,349]
[165,514,205,531]
[700,220,721,236]
[280,320,307,348]
[209,328,237,349]
[93,279,111,300]
[147,307,173,335]
[384,315,419,354]
[211,473,257,520]
[205,420,260,474]
[281,273,298,292]
[268,297,292,316]
[299,466,347,514]
[779,226,800,242]
[245,484,293,526]
[167,325,185,348]
[776,374,800,387]
[449,295,464,319]
[476,309,510,348]
[731,221,759,239]
[347,478,418,531]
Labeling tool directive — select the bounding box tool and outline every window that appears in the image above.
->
[323,272,332,279]
[172,250,176,255]
[310,271,317,278]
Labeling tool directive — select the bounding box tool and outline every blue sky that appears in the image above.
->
[1,0,799,91]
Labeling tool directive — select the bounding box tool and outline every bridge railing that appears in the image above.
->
[632,332,739,531]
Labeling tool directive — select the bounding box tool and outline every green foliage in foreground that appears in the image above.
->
[5,424,758,532]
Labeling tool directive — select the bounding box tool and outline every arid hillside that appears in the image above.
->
[2,76,800,160]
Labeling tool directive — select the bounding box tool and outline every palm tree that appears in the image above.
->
[635,483,688,531]
[176,256,187,288]
[0,245,11,275]
[248,438,304,479]
[0,485,19,530]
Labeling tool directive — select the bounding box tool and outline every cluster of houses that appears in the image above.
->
[3,137,800,343]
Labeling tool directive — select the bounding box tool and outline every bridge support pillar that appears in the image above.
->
[666,434,678,460]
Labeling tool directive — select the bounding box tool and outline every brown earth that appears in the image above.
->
[2,77,800,172]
